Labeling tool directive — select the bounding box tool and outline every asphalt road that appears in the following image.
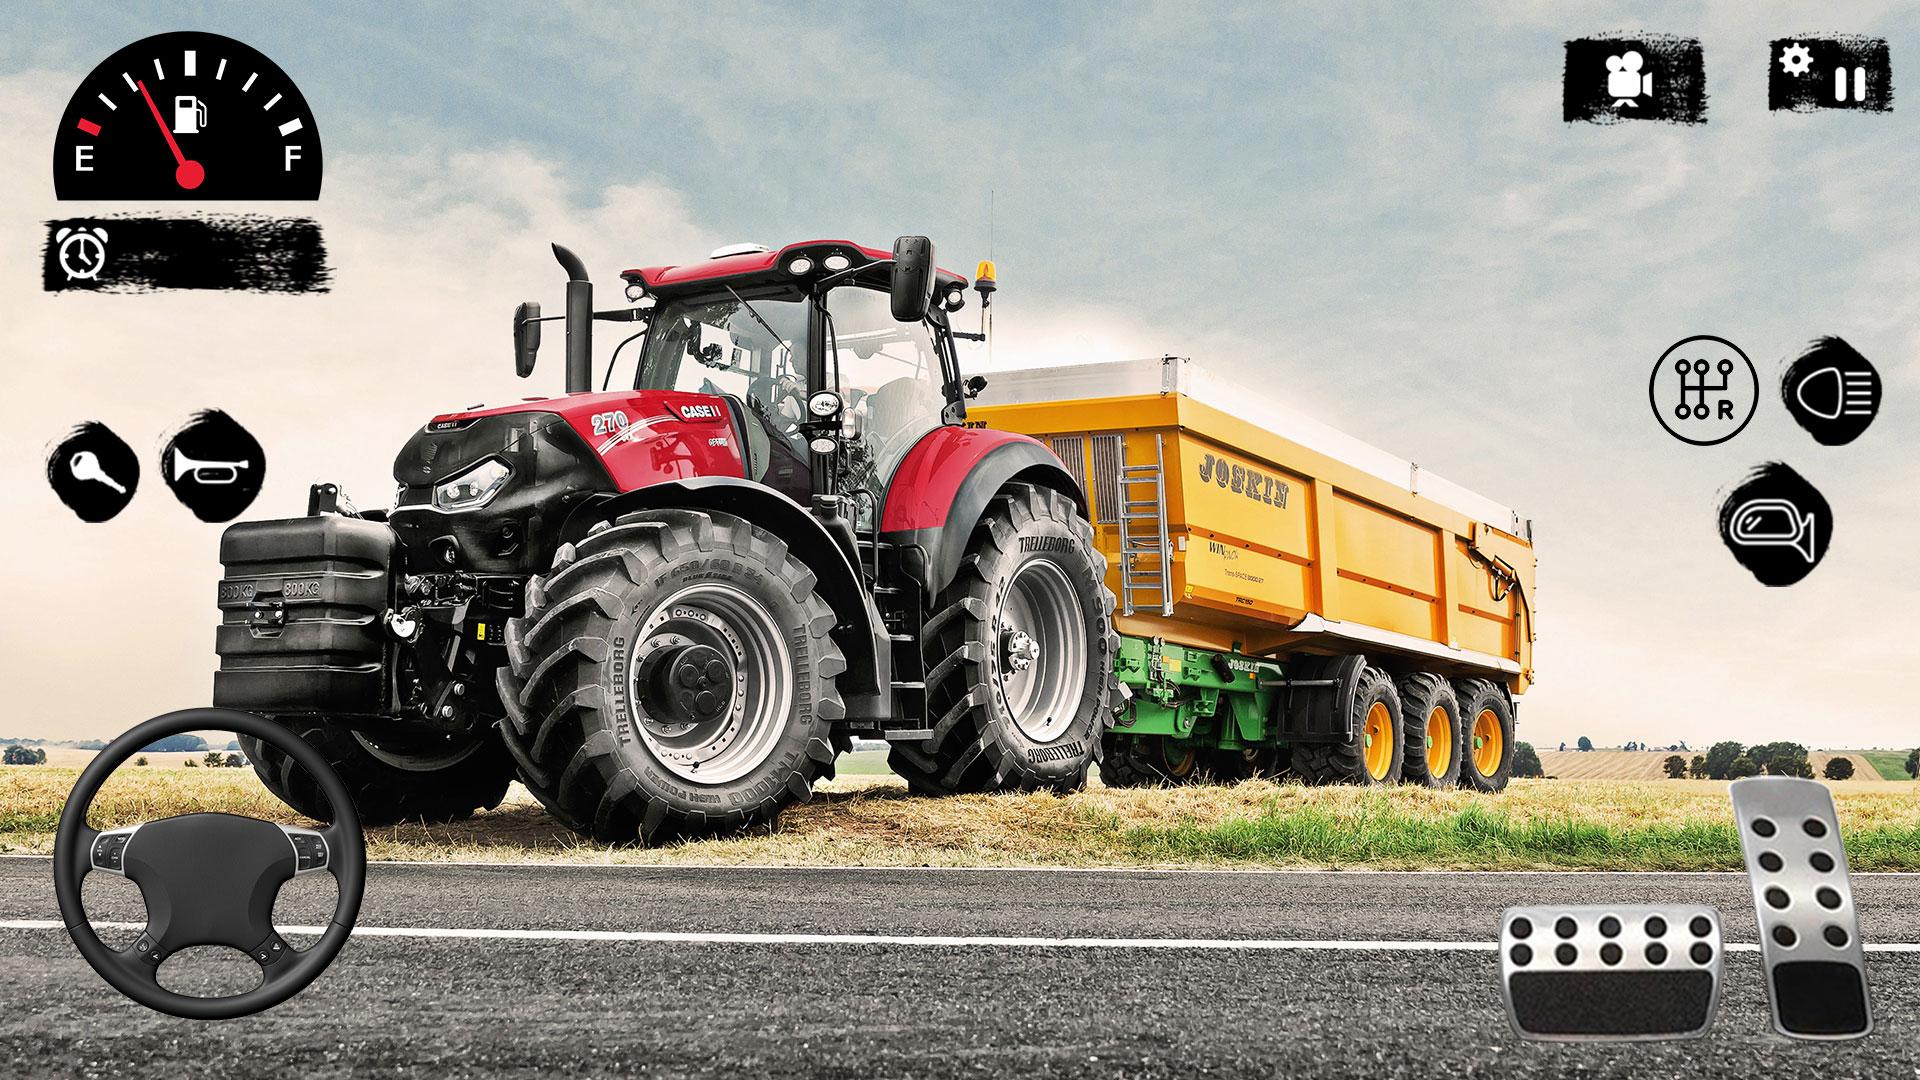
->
[2,858,1916,1079]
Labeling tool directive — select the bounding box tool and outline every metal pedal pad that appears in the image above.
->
[1499,904,1723,1041]
[1731,776,1873,1040]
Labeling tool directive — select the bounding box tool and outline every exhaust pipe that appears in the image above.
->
[552,243,592,394]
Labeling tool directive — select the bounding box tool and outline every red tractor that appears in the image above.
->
[215,237,1119,841]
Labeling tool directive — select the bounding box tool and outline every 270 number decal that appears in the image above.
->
[590,410,630,436]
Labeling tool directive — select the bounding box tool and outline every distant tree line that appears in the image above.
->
[1658,741,1886,781]
[3,746,48,765]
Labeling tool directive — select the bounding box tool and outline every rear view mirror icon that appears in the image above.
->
[1729,498,1817,564]
[1717,463,1830,586]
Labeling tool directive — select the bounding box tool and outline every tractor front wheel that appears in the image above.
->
[889,483,1118,795]
[497,508,848,843]
[240,720,512,825]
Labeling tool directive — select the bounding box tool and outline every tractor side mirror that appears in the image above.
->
[513,301,542,378]
[889,235,935,323]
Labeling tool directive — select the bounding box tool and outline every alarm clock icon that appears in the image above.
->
[57,225,108,281]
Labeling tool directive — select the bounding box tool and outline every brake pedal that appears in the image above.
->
[1499,904,1723,1041]
[1731,776,1873,1040]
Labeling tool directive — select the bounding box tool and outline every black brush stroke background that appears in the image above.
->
[43,215,330,293]
[1769,37,1893,113]
[1564,35,1708,125]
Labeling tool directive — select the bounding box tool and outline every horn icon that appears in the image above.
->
[173,451,250,485]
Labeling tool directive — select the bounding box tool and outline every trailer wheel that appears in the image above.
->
[889,483,1119,795]
[496,508,848,843]
[1397,672,1463,789]
[1097,733,1199,787]
[239,721,512,825]
[1454,678,1514,792]
[1291,664,1403,785]
[1203,746,1286,783]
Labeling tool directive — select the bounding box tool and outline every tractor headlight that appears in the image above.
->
[807,390,843,418]
[787,256,814,275]
[433,457,512,512]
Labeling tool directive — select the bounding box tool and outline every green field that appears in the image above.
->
[1858,750,1916,782]
[8,761,1920,870]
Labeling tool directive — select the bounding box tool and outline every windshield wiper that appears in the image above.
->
[726,287,794,370]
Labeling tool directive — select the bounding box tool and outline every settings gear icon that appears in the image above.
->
[1779,42,1814,76]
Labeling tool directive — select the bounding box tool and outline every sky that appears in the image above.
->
[1,2,1915,750]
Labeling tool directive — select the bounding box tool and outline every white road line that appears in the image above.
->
[4,920,1918,952]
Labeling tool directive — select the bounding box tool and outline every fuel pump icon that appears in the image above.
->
[172,95,207,134]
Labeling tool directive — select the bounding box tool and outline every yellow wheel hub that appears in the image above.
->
[1425,706,1451,776]
[1362,701,1394,780]
[1472,708,1503,777]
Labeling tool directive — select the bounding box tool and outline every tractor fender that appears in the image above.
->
[881,427,1086,596]
[560,477,887,701]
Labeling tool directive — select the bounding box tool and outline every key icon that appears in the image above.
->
[70,450,128,494]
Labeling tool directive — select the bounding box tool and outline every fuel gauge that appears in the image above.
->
[53,31,322,200]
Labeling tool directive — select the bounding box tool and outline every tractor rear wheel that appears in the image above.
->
[889,483,1119,795]
[240,720,512,825]
[1291,663,1403,785]
[1097,733,1200,787]
[1398,672,1463,789]
[497,508,848,843]
[1455,678,1515,792]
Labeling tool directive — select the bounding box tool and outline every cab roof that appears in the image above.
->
[623,239,968,294]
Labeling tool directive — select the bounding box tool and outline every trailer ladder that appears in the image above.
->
[1117,434,1174,616]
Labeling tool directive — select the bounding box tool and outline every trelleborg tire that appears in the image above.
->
[240,721,512,825]
[1290,663,1404,785]
[1398,672,1463,789]
[1097,733,1201,787]
[1454,677,1515,793]
[496,508,848,843]
[888,483,1119,795]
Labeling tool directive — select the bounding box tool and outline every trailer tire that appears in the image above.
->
[1398,672,1463,789]
[889,483,1119,795]
[239,721,512,825]
[1097,733,1200,788]
[1203,746,1286,783]
[1291,663,1403,785]
[1454,678,1515,793]
[496,508,849,843]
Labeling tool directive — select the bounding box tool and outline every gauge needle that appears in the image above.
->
[136,79,204,190]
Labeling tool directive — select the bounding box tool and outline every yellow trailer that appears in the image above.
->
[971,357,1536,792]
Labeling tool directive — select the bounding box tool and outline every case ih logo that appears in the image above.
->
[676,403,723,421]
[1196,452,1289,509]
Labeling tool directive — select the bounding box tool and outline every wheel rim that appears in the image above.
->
[627,582,791,785]
[1159,737,1196,779]
[1362,701,1394,780]
[996,558,1087,743]
[1472,708,1503,777]
[1425,706,1451,777]
[352,730,483,772]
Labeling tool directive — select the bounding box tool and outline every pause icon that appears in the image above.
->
[1835,66,1867,102]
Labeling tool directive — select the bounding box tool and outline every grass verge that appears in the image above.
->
[4,765,1917,871]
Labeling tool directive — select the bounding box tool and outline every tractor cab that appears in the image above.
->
[517,238,983,526]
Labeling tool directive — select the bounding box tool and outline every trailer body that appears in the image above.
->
[971,356,1535,773]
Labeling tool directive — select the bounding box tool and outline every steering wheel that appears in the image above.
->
[53,708,365,1020]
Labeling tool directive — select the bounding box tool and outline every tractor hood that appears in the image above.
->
[387,390,748,572]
